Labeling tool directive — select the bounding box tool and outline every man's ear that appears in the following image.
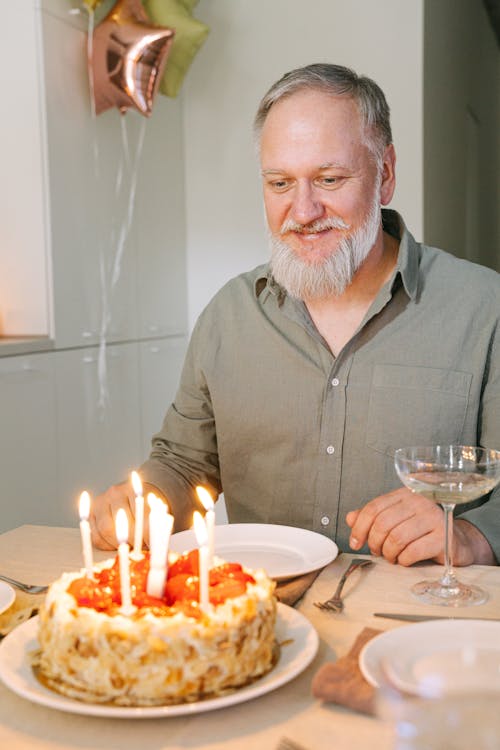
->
[380,143,396,206]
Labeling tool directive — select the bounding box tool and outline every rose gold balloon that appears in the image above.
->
[91,0,175,116]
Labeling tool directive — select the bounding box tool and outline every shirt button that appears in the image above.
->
[331,378,340,386]
[321,516,330,526]
[326,445,335,455]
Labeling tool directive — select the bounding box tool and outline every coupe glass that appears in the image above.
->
[394,445,500,607]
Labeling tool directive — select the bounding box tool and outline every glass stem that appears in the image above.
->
[440,503,458,588]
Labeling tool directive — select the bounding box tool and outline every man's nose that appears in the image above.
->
[290,183,324,226]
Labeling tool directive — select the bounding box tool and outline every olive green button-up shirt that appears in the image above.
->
[142,210,500,557]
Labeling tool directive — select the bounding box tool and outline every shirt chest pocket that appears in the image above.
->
[365,364,472,457]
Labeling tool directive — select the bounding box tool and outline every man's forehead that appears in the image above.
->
[261,161,352,175]
[260,92,366,151]
[263,89,361,123]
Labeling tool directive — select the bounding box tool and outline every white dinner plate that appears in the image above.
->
[0,581,15,615]
[170,523,338,580]
[359,619,500,697]
[0,603,318,718]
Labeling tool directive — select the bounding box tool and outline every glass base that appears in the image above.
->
[412,579,488,607]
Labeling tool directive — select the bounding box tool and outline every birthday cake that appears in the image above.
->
[35,550,277,706]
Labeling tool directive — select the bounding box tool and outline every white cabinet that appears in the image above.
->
[0,3,188,533]
[43,1,139,347]
[0,339,191,533]
[53,343,144,524]
[138,336,188,454]
[41,4,187,349]
[0,354,58,529]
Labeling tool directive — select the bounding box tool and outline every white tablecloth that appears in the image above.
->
[0,525,499,750]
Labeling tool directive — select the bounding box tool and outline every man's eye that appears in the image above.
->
[317,176,342,187]
[269,179,289,191]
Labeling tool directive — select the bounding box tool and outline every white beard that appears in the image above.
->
[269,187,382,300]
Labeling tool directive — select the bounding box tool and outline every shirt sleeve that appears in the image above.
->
[139,311,222,532]
[459,318,500,561]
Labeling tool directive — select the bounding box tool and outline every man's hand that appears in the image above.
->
[90,480,137,550]
[346,487,495,566]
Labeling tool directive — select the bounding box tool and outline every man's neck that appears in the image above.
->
[304,230,399,356]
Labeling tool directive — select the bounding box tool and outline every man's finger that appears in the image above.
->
[348,488,404,549]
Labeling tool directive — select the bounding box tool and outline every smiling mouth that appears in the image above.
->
[298,227,332,236]
[281,218,350,236]
[290,226,338,242]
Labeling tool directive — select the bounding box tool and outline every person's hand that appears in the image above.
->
[90,480,137,550]
[345,487,491,566]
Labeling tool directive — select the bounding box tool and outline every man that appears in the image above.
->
[91,64,500,567]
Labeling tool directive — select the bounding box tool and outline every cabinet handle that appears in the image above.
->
[150,346,160,354]
[82,356,95,364]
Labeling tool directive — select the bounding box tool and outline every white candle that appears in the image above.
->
[131,470,144,560]
[115,509,136,616]
[193,511,209,612]
[146,493,173,598]
[196,486,215,569]
[78,491,94,578]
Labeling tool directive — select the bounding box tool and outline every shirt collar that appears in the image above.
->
[254,208,421,302]
[383,209,420,301]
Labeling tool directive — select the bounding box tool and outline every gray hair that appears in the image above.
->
[253,63,392,163]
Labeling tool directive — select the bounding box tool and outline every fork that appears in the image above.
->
[0,574,48,595]
[314,558,373,612]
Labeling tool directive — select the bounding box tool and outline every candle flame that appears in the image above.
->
[196,485,214,511]
[193,510,208,546]
[147,492,161,512]
[131,470,143,497]
[79,491,91,521]
[147,492,170,515]
[115,508,129,545]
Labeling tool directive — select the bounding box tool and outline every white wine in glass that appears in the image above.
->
[394,445,500,606]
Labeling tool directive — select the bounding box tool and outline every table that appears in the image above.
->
[0,525,499,750]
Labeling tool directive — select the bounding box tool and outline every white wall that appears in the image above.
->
[182,0,425,328]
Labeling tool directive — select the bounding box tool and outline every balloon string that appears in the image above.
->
[86,11,97,122]
[97,116,147,410]
[111,117,146,291]
[98,254,110,413]
[83,7,147,413]
[84,8,108,413]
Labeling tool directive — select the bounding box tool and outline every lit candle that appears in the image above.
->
[193,511,209,612]
[78,491,94,578]
[146,493,173,598]
[115,509,136,616]
[131,470,144,560]
[196,486,215,568]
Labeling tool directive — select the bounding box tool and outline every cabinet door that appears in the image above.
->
[54,343,143,523]
[40,8,187,349]
[41,9,138,348]
[0,354,58,532]
[138,336,188,454]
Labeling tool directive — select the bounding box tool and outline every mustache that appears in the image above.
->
[280,216,350,235]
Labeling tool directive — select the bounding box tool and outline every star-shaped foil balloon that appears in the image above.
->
[91,0,175,116]
[142,0,209,98]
